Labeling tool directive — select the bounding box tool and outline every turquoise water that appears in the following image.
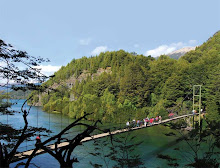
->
[2,100,196,167]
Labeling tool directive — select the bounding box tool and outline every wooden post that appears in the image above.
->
[193,85,202,127]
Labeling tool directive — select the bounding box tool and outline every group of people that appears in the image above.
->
[126,116,162,128]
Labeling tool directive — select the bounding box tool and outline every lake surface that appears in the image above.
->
[2,99,194,168]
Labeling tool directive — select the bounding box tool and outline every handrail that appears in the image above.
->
[12,113,198,162]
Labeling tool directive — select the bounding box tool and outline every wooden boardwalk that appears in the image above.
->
[12,113,196,162]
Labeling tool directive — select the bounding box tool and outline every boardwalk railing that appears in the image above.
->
[12,113,198,162]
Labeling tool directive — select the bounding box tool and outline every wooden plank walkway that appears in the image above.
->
[12,113,196,162]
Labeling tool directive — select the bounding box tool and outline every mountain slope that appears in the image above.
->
[167,46,196,59]
[30,31,220,123]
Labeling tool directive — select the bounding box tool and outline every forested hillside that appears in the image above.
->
[30,32,220,123]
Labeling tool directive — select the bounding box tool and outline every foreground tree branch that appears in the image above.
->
[0,38,50,168]
[25,113,111,168]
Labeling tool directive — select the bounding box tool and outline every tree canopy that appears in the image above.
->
[31,31,220,124]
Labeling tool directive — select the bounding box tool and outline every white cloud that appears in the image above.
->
[145,45,176,57]
[24,64,61,84]
[91,46,108,55]
[0,64,61,84]
[34,65,61,76]
[145,40,197,57]
[79,38,91,45]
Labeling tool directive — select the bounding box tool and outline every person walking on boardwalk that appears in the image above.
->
[35,135,41,147]
[150,118,153,126]
[126,121,130,128]
[143,119,147,127]
[159,116,162,123]
[137,120,140,127]
[155,116,159,123]
[132,119,136,127]
[168,113,171,118]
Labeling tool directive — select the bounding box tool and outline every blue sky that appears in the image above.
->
[0,0,219,76]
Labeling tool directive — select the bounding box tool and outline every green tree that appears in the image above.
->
[162,73,184,106]
[90,132,146,168]
[101,89,116,121]
[120,62,147,107]
[159,120,220,168]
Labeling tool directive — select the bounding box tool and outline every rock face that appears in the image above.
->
[35,67,112,105]
[65,67,112,89]
[167,47,196,59]
[68,67,112,101]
